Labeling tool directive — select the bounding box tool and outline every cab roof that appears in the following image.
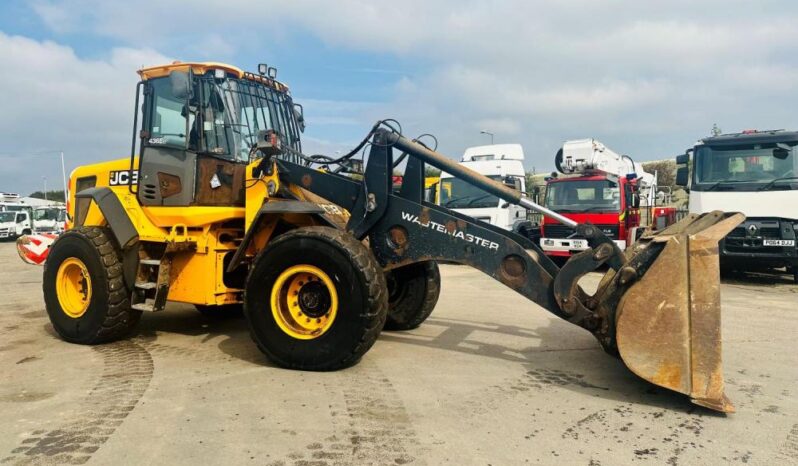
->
[702,129,798,146]
[137,61,290,93]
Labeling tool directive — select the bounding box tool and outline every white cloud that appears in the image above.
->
[13,0,798,179]
[0,32,170,193]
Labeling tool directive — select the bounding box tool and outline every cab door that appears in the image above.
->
[137,72,197,207]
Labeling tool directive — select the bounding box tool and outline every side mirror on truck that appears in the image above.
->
[675,150,691,187]
[676,167,689,187]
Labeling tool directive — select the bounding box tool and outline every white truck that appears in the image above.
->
[676,129,798,282]
[0,209,33,240]
[0,204,66,239]
[438,144,535,236]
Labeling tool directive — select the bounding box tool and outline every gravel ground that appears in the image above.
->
[0,241,796,465]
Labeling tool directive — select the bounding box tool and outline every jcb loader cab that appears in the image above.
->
[44,62,741,412]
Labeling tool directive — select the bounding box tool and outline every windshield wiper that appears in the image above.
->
[465,194,495,207]
[757,175,798,191]
[443,194,483,207]
[704,180,751,191]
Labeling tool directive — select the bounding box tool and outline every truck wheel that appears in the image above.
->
[244,226,388,370]
[43,226,141,344]
[22,228,32,235]
[195,304,244,318]
[792,267,798,284]
[383,261,441,331]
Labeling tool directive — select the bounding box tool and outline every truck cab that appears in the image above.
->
[32,206,67,234]
[540,173,639,257]
[676,130,798,282]
[0,209,33,239]
[438,144,532,234]
[538,138,672,259]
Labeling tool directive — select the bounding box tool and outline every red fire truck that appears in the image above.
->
[539,139,676,259]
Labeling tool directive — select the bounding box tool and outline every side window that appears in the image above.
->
[74,176,97,227]
[149,79,191,148]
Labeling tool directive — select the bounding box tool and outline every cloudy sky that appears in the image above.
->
[1,0,796,194]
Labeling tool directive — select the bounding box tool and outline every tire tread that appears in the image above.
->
[245,226,388,370]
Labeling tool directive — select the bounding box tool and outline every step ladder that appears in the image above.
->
[130,239,194,312]
[131,254,171,312]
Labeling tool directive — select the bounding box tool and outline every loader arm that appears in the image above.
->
[276,129,618,329]
[275,127,742,413]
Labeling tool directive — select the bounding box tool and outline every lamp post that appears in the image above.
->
[60,151,67,201]
[43,176,47,201]
[480,130,494,144]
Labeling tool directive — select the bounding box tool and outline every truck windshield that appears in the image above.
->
[545,179,621,212]
[147,73,302,163]
[0,212,14,222]
[439,176,502,208]
[33,208,61,221]
[695,143,797,187]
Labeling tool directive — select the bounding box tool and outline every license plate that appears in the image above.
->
[567,239,588,249]
[763,239,795,247]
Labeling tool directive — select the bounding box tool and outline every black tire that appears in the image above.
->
[383,261,441,331]
[792,267,798,284]
[43,226,141,344]
[195,304,244,318]
[22,228,32,235]
[244,226,388,370]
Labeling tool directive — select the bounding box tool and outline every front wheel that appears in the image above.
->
[43,227,141,344]
[244,227,388,370]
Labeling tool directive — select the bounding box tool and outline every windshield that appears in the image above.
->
[33,208,62,221]
[146,73,302,163]
[0,212,14,222]
[439,176,503,208]
[545,179,621,212]
[695,143,797,187]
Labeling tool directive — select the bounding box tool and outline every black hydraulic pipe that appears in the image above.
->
[383,130,578,227]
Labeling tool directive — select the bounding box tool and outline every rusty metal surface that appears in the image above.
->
[613,211,744,413]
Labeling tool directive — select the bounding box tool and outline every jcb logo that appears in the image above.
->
[109,170,138,186]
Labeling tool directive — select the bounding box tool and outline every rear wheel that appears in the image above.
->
[43,226,141,344]
[244,226,388,370]
[384,261,441,331]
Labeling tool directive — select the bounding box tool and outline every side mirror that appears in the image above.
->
[294,103,305,133]
[676,167,689,187]
[169,70,191,100]
[632,193,641,209]
[675,153,689,165]
[774,143,791,159]
[504,176,522,191]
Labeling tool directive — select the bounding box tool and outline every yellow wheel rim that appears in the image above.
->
[270,264,338,340]
[56,257,92,318]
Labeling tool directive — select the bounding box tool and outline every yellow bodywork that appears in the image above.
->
[68,156,291,307]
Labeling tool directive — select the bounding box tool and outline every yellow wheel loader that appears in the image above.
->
[42,61,742,412]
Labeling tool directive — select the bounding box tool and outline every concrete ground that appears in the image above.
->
[0,241,796,466]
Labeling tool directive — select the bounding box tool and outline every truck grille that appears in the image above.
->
[543,224,619,240]
[724,220,793,254]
